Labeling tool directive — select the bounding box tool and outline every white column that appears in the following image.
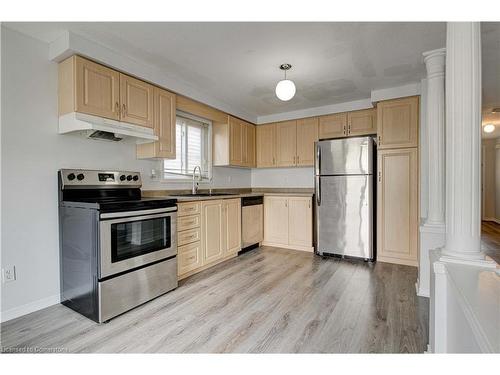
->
[417,49,446,297]
[423,48,446,226]
[442,22,484,260]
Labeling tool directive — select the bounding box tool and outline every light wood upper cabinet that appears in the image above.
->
[296,117,319,166]
[246,123,256,167]
[347,108,377,136]
[119,73,154,128]
[59,55,121,120]
[256,123,277,168]
[288,197,313,248]
[137,87,176,159]
[377,96,419,149]
[201,200,225,265]
[276,120,297,167]
[213,116,256,168]
[229,116,243,165]
[264,196,289,244]
[319,113,347,139]
[224,198,241,255]
[377,148,418,266]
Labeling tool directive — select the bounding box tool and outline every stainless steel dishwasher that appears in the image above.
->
[241,196,264,251]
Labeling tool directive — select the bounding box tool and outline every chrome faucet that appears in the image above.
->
[192,166,202,194]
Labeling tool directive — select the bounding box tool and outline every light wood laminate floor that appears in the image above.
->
[1,247,428,353]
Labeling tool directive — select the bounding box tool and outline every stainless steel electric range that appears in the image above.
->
[58,169,178,323]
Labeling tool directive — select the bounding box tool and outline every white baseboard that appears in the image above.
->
[415,281,430,298]
[0,294,60,323]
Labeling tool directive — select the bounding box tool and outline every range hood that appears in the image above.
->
[59,112,158,144]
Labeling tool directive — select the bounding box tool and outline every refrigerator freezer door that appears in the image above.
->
[316,175,373,259]
[316,137,373,176]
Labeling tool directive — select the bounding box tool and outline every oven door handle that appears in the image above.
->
[100,207,177,220]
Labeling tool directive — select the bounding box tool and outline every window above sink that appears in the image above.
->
[163,111,212,181]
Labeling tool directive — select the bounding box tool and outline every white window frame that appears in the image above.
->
[162,111,212,183]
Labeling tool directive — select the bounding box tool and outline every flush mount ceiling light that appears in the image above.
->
[483,124,495,133]
[275,63,296,101]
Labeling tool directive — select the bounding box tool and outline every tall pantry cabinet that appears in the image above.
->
[376,96,419,267]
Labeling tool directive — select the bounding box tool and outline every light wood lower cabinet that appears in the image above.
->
[263,196,313,252]
[177,199,241,280]
[224,198,242,255]
[201,200,225,264]
[377,148,418,266]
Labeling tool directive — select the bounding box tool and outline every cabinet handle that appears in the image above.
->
[378,135,381,145]
[285,200,288,208]
[297,155,299,164]
[378,171,381,182]
[309,200,311,209]
[343,125,346,134]
[122,104,126,116]
[115,102,119,113]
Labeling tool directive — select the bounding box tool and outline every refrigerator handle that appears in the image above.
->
[315,176,321,206]
[315,143,321,176]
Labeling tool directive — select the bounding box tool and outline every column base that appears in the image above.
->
[417,222,446,298]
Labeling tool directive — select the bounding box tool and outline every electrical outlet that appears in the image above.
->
[2,265,16,283]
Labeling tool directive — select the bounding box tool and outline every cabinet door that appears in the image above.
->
[377,96,419,149]
[288,197,313,249]
[296,117,318,166]
[275,120,297,167]
[264,196,289,245]
[377,148,418,266]
[229,116,243,166]
[347,108,377,136]
[256,123,276,168]
[201,200,225,264]
[137,87,176,159]
[119,73,154,128]
[178,241,203,276]
[247,124,256,167]
[319,113,347,139]
[241,122,249,167]
[74,56,120,120]
[224,198,241,255]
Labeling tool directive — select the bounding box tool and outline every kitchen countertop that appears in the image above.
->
[142,190,314,202]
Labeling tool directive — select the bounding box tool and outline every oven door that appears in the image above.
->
[99,207,177,279]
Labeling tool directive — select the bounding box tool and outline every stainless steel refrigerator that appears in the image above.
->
[314,136,375,260]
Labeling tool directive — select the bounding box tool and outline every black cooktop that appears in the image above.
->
[60,188,177,213]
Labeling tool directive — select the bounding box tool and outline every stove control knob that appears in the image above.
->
[126,175,132,181]
[120,174,126,181]
[67,173,76,181]
[77,173,85,181]
[132,175,139,181]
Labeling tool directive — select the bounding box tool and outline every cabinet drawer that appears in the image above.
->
[178,241,203,276]
[177,202,201,217]
[178,227,201,246]
[177,214,200,231]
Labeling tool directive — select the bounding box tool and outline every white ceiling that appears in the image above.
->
[5,22,447,115]
[4,22,500,129]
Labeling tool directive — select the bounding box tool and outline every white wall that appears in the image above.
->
[0,27,249,321]
[251,167,314,188]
